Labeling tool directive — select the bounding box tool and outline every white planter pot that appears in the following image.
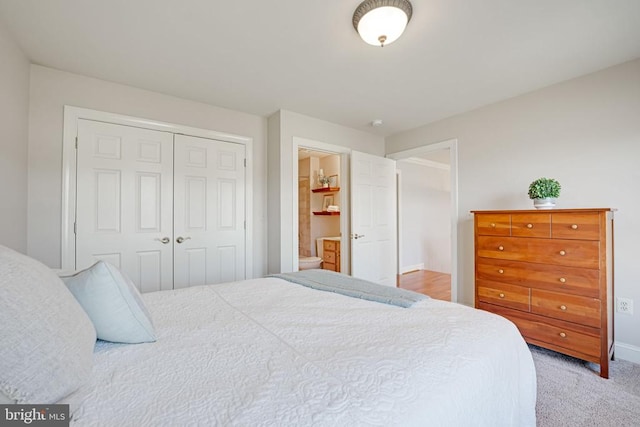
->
[533,198,556,209]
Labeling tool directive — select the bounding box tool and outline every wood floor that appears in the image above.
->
[398,270,451,301]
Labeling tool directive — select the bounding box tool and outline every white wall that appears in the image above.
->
[27,65,268,278]
[386,58,640,358]
[0,24,29,253]
[398,161,451,274]
[268,109,385,273]
[267,111,282,273]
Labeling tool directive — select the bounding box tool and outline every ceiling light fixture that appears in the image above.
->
[353,0,413,47]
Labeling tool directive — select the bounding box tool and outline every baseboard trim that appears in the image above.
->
[615,342,640,364]
[401,263,424,274]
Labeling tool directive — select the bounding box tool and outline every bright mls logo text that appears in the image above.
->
[2,405,69,426]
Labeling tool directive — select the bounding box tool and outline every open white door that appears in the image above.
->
[350,151,397,286]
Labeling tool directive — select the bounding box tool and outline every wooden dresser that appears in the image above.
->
[472,208,614,378]
[322,239,341,272]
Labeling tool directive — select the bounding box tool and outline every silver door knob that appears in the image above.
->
[156,237,170,244]
[350,233,365,240]
[176,236,191,244]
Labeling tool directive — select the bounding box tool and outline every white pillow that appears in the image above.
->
[0,392,14,404]
[0,245,96,404]
[60,261,156,344]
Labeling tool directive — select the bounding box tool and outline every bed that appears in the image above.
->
[0,245,536,426]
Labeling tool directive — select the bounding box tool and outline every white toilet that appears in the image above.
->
[299,256,323,270]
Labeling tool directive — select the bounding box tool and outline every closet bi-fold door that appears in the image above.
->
[76,119,174,292]
[173,134,246,289]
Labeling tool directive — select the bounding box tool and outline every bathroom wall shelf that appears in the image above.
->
[313,211,340,216]
[312,187,340,193]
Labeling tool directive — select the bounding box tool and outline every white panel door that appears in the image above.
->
[350,151,397,286]
[173,134,246,289]
[76,119,174,292]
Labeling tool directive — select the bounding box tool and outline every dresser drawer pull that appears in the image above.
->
[560,305,567,311]
[498,245,504,251]
[559,332,567,338]
[559,250,566,256]
[559,277,566,283]
[571,224,578,230]
[491,223,496,228]
[498,269,504,274]
[499,293,505,298]
[526,223,533,229]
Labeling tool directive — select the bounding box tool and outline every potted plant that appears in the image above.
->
[319,175,331,188]
[528,178,561,209]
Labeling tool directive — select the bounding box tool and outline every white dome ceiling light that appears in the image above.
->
[353,0,413,47]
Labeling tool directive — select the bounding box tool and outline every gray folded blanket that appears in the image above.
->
[270,269,428,308]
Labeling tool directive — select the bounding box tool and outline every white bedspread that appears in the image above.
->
[61,277,536,426]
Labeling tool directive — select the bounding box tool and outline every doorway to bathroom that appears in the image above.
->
[291,137,398,286]
[297,147,343,272]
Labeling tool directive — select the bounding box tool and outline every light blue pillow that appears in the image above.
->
[60,261,156,344]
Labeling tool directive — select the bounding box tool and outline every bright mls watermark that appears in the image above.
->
[1,405,69,426]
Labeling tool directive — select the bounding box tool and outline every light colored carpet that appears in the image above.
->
[531,345,640,426]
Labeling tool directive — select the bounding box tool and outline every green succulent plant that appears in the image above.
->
[528,178,561,199]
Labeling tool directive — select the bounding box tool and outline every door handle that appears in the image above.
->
[176,236,191,244]
[350,233,365,240]
[156,237,170,244]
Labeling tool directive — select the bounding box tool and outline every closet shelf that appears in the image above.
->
[313,211,340,216]
[311,187,340,193]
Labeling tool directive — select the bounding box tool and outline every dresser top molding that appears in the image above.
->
[471,208,616,214]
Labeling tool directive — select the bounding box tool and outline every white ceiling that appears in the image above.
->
[1,0,639,137]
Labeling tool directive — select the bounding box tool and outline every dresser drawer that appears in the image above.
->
[476,214,511,236]
[323,262,337,271]
[511,213,550,238]
[552,213,600,241]
[323,240,337,251]
[476,236,600,269]
[477,280,530,312]
[506,313,600,359]
[531,289,601,328]
[476,258,600,298]
[323,251,336,264]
